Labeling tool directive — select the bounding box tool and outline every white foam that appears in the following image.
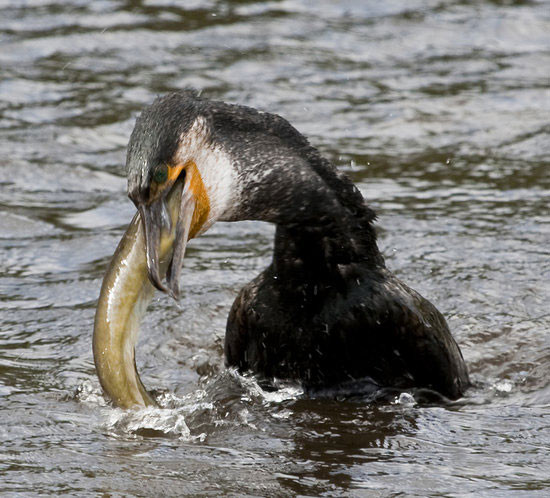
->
[103,406,191,440]
[393,392,416,405]
[77,370,304,440]
[494,380,514,393]
[75,380,109,407]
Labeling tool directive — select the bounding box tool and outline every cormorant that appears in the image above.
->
[93,91,469,409]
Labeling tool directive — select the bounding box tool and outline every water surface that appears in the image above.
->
[1,0,549,495]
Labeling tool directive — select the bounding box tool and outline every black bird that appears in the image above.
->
[93,91,469,409]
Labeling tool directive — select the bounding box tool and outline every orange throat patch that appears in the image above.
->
[185,161,210,239]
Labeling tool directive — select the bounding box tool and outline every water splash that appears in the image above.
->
[393,392,416,406]
[76,370,304,439]
[75,379,109,407]
[76,380,192,439]
[493,379,514,394]
[103,406,191,439]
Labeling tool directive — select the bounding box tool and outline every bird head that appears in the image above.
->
[125,91,238,299]
[124,90,366,299]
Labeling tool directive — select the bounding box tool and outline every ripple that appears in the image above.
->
[1,0,549,495]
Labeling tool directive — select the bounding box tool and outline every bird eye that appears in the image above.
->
[153,164,168,184]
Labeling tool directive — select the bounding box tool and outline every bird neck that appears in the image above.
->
[204,99,385,280]
[271,212,385,290]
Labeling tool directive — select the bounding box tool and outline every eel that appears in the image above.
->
[92,181,190,408]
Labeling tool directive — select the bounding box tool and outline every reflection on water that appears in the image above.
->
[1,0,549,495]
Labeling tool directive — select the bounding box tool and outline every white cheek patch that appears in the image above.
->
[195,143,237,230]
[176,116,238,233]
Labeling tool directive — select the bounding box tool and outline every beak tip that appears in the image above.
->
[148,271,169,294]
[167,280,180,301]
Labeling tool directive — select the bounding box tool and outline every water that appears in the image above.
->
[1,0,549,495]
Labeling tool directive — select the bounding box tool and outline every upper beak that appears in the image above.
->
[139,201,170,294]
[138,176,196,300]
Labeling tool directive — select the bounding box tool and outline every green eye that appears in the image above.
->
[153,164,168,184]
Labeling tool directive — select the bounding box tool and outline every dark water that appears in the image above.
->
[1,0,549,495]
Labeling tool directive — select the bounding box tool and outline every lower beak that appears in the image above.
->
[139,179,196,299]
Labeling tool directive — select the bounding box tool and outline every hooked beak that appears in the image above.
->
[138,175,196,300]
